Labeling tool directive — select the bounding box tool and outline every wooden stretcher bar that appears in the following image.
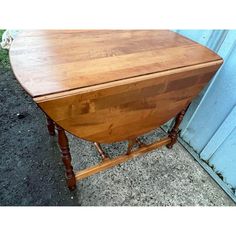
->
[75,136,171,181]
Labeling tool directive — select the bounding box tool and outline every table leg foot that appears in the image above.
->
[68,183,77,191]
[46,115,55,136]
[166,104,189,149]
[56,124,76,190]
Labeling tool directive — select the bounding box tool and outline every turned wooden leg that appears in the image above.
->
[126,138,146,155]
[56,124,76,190]
[166,105,189,149]
[94,142,109,161]
[46,115,55,136]
[126,139,136,155]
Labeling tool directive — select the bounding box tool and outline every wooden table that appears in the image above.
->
[9,30,223,190]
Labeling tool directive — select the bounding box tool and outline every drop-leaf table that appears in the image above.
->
[9,30,223,190]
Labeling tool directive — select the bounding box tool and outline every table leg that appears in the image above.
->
[46,115,55,136]
[56,124,76,190]
[94,142,109,161]
[166,105,189,149]
[126,139,136,155]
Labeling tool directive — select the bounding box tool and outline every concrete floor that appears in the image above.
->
[69,129,235,206]
[0,69,235,206]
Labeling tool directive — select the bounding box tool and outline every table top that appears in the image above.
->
[10,30,222,98]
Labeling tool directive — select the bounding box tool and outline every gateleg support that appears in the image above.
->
[56,124,76,191]
[45,115,55,136]
[76,136,171,181]
[94,142,110,161]
[166,104,190,149]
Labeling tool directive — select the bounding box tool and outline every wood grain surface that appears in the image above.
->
[10,30,223,143]
[38,61,222,143]
[10,30,222,98]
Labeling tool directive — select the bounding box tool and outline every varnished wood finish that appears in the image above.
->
[37,61,222,143]
[9,30,223,189]
[76,137,171,181]
[46,115,55,136]
[56,125,76,190]
[10,30,222,143]
[126,138,146,155]
[166,105,189,149]
[127,139,137,155]
[94,142,109,161]
[10,30,222,98]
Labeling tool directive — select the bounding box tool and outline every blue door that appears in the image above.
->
[170,30,236,200]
